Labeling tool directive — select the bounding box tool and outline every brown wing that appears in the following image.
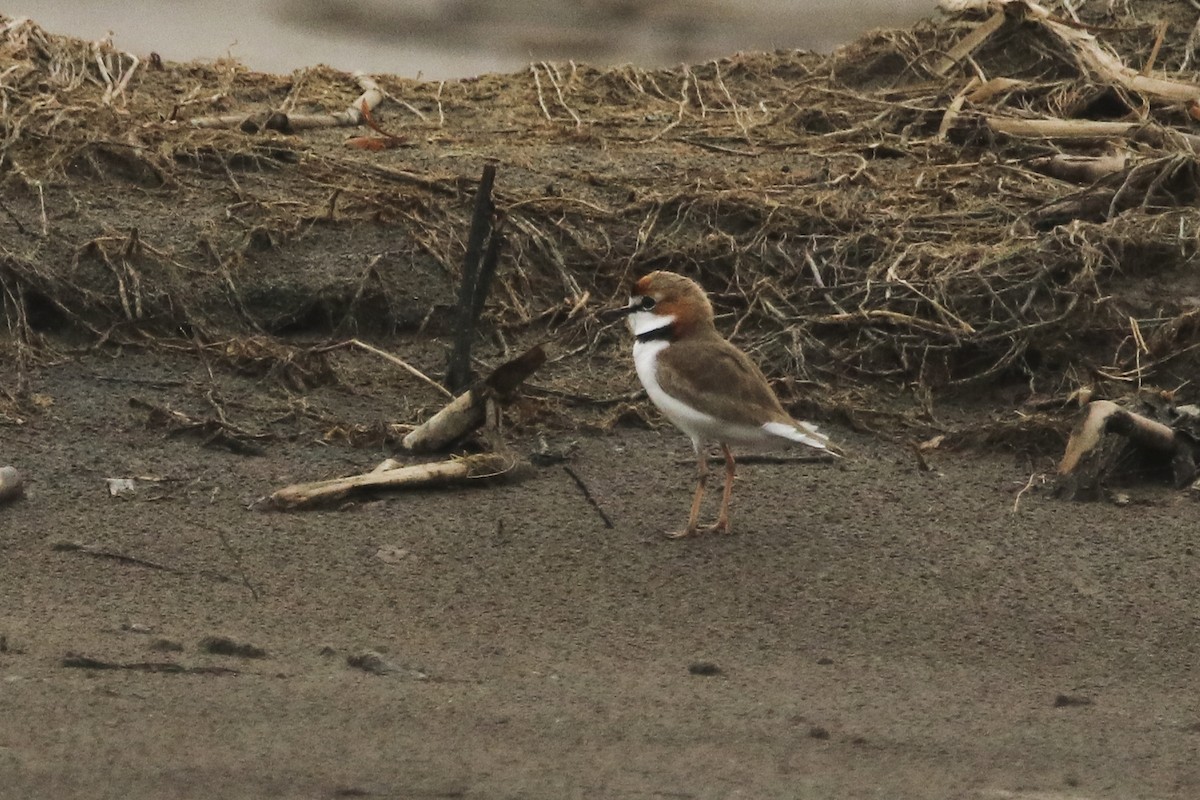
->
[655,333,791,427]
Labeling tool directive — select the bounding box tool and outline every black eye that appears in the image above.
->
[640,296,656,311]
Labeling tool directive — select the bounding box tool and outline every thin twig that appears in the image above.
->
[540,60,582,128]
[682,63,706,117]
[641,70,689,143]
[530,63,554,122]
[1011,472,1044,513]
[52,540,179,573]
[675,453,837,466]
[348,338,453,399]
[1142,21,1168,75]
[712,60,752,145]
[213,526,260,601]
[388,91,429,122]
[563,465,614,528]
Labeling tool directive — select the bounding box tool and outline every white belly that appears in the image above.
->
[633,340,770,449]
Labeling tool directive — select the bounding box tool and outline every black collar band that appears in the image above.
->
[635,325,673,343]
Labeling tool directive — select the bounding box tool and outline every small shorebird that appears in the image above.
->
[612,270,837,538]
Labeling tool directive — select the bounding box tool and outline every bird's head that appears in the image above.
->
[609,271,715,341]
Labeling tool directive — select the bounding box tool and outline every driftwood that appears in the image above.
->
[264,345,543,510]
[1028,152,1128,185]
[265,452,516,510]
[402,389,489,454]
[965,76,1025,104]
[404,345,545,453]
[937,0,1200,102]
[967,3,1200,153]
[1021,1,1200,105]
[1056,398,1198,500]
[189,71,383,132]
[1030,153,1200,228]
[0,465,24,505]
[986,117,1200,154]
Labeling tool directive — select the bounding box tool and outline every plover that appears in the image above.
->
[612,270,837,538]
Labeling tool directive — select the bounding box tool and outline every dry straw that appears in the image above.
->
[3,2,1200,416]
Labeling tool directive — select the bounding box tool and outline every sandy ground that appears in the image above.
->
[2,351,1199,800]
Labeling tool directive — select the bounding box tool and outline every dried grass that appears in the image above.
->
[3,3,1200,416]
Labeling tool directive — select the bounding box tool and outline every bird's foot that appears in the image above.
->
[700,518,732,535]
[665,526,701,539]
[665,519,732,538]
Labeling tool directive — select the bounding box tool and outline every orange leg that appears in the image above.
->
[703,444,736,534]
[667,445,708,539]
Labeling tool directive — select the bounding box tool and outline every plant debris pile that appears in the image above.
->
[3,1,1200,410]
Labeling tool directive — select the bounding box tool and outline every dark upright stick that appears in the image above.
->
[472,218,504,324]
[447,163,498,392]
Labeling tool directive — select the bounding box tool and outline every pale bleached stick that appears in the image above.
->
[191,71,384,131]
[1029,152,1128,184]
[932,7,1008,76]
[986,116,1200,152]
[1011,471,1047,514]
[1058,400,1178,475]
[1027,2,1200,104]
[937,77,980,142]
[1059,400,1121,475]
[540,61,581,128]
[402,390,482,453]
[372,458,403,473]
[266,452,514,510]
[530,63,555,122]
[966,77,1025,104]
[989,117,1138,139]
[402,345,546,454]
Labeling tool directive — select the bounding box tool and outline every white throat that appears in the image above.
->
[627,310,675,338]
